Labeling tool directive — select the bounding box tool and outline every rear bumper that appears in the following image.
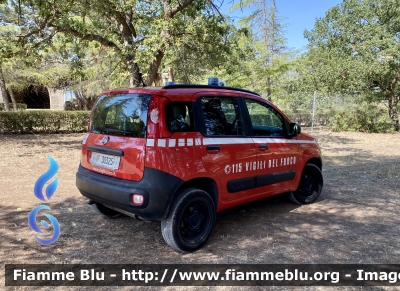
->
[76,164,183,220]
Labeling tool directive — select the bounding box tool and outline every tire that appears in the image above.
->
[161,188,216,253]
[91,203,122,218]
[287,164,323,205]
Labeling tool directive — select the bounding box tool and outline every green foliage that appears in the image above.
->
[302,0,400,130]
[0,103,27,111]
[163,17,237,84]
[328,103,394,133]
[1,0,239,108]
[0,4,73,95]
[221,0,294,100]
[0,111,90,133]
[5,0,230,87]
[283,109,333,127]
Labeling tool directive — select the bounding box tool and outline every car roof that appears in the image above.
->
[162,84,260,96]
[100,84,263,101]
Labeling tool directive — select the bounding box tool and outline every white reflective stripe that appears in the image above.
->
[294,140,317,144]
[203,137,253,145]
[178,139,186,146]
[253,138,316,144]
[158,139,166,147]
[252,138,294,144]
[149,137,316,147]
[168,139,176,147]
[203,137,317,145]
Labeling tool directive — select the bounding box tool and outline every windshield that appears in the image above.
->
[89,93,151,138]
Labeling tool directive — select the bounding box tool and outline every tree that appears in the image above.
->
[162,19,240,84]
[0,66,11,110]
[12,0,228,87]
[1,2,71,110]
[304,0,400,131]
[230,0,291,101]
[0,2,19,111]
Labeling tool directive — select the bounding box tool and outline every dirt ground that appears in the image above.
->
[1,128,400,291]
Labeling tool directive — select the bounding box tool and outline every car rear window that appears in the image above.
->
[89,93,151,138]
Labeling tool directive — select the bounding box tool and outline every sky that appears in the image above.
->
[220,0,343,51]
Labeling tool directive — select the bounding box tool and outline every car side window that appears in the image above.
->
[166,102,194,132]
[245,99,284,136]
[201,97,243,136]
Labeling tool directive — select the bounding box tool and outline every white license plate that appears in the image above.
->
[90,152,121,170]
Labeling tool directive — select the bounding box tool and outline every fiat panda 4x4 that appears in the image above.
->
[76,79,323,253]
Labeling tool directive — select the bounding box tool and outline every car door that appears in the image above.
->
[243,98,301,197]
[194,93,257,202]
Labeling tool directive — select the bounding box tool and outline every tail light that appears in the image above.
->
[147,95,172,138]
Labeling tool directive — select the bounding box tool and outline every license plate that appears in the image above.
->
[90,152,121,170]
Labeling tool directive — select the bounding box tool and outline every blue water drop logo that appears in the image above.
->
[33,156,59,202]
[28,155,61,245]
[28,205,60,245]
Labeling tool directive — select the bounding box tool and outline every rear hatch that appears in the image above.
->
[80,93,151,181]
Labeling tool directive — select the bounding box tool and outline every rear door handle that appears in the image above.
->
[258,144,268,150]
[206,145,220,152]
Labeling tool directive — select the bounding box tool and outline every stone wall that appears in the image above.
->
[48,87,66,110]
[1,86,66,110]
[0,88,4,104]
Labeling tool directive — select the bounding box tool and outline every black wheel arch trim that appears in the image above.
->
[306,157,323,170]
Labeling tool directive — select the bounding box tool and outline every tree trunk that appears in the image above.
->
[168,67,174,82]
[73,89,90,110]
[8,87,18,110]
[266,76,272,102]
[126,57,143,87]
[145,49,165,86]
[388,95,399,131]
[0,67,11,111]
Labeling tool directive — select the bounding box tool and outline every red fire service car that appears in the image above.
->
[76,78,323,253]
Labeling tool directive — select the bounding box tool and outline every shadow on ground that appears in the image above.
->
[1,132,400,291]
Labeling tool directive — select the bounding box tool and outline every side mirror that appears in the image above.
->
[289,122,301,136]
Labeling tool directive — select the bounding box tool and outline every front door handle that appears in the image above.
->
[206,145,220,152]
[258,144,269,150]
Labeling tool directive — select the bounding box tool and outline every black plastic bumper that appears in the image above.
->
[76,164,184,220]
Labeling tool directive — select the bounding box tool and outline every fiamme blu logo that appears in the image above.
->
[28,156,61,245]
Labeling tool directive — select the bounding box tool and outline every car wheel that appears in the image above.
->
[287,164,323,205]
[91,203,122,218]
[161,188,215,253]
